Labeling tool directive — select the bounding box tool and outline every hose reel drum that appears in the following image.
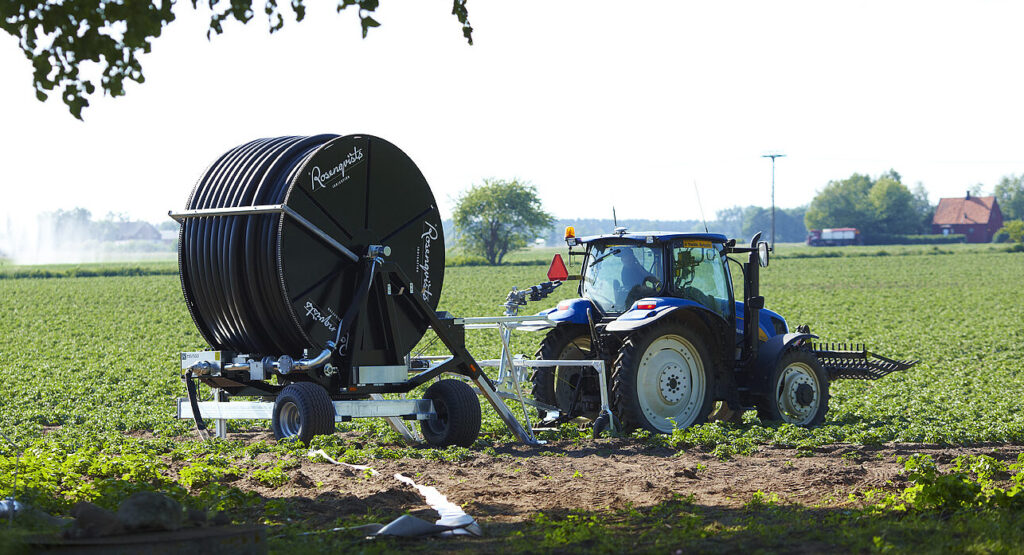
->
[178,134,446,392]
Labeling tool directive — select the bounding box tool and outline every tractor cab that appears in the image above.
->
[541,229,778,345]
[579,235,733,321]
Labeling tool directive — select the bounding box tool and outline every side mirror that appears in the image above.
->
[757,241,770,268]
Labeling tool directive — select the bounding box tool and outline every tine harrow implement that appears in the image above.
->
[811,342,917,380]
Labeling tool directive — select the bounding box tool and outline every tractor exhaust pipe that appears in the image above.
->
[743,232,765,363]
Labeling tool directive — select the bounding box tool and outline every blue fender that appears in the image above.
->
[605,298,720,333]
[540,298,594,326]
[753,332,819,392]
[518,307,557,332]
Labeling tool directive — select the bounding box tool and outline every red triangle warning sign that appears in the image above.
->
[547,254,569,281]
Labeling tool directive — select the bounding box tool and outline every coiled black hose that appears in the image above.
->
[178,134,446,359]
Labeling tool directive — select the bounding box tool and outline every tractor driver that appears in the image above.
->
[620,247,662,306]
[673,247,724,316]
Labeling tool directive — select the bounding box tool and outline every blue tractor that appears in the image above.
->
[529,228,915,434]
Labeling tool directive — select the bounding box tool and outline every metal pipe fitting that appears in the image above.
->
[292,346,334,371]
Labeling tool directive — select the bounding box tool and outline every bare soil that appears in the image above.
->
[220,432,1024,528]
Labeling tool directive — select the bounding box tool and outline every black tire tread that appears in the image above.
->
[611,334,645,432]
[420,379,481,448]
[272,382,335,444]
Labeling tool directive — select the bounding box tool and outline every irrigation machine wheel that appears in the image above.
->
[272,382,336,444]
[612,321,716,434]
[532,325,600,420]
[757,349,830,427]
[420,379,481,448]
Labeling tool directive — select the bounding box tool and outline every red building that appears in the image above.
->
[931,192,1004,243]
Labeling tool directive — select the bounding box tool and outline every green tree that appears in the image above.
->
[740,206,769,240]
[910,182,934,231]
[804,173,874,231]
[805,170,924,237]
[869,177,918,235]
[995,220,1024,243]
[781,206,809,241]
[714,206,744,238]
[0,1,472,118]
[993,175,1024,220]
[739,205,808,243]
[452,179,554,265]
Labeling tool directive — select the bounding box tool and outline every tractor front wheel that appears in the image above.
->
[612,322,716,434]
[758,350,830,427]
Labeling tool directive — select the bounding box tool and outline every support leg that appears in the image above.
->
[370,393,423,445]
[214,389,227,439]
[500,325,535,438]
[593,361,617,433]
[472,375,543,445]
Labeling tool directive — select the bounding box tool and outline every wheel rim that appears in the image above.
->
[426,397,449,435]
[554,337,591,410]
[775,362,821,425]
[278,401,301,437]
[636,334,706,432]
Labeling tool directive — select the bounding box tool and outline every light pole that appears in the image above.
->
[761,153,785,250]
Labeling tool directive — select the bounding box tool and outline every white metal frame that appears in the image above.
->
[457,314,616,440]
[178,315,616,445]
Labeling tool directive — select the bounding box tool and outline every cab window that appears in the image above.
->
[670,241,731,320]
[581,243,664,313]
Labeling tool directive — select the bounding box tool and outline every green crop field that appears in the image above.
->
[2,246,1024,552]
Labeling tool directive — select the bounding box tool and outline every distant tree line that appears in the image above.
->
[713,206,809,243]
[445,169,1024,262]
[803,170,932,242]
[804,170,1024,244]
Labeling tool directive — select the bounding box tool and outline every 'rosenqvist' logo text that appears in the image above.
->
[418,222,438,302]
[310,147,364,191]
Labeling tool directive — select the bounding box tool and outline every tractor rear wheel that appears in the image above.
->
[532,326,600,420]
[612,321,716,434]
[757,350,830,427]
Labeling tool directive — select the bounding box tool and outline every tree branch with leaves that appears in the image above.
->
[0,0,472,118]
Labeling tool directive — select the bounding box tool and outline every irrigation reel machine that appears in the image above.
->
[171,133,915,448]
[170,134,591,447]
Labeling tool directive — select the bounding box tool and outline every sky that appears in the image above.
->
[2,0,1023,228]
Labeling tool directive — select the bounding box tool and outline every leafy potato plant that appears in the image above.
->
[1,246,1024,530]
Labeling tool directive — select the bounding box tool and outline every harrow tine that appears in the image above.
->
[811,342,917,380]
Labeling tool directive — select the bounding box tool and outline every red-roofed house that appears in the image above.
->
[932,192,1004,243]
